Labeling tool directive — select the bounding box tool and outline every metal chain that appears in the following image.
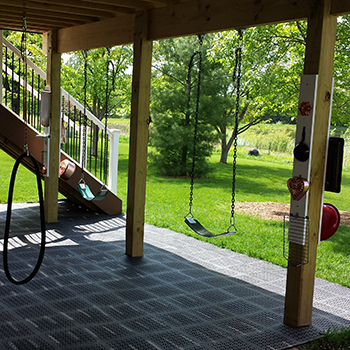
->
[21,0,28,154]
[186,35,204,218]
[103,47,111,185]
[81,50,88,180]
[230,29,243,227]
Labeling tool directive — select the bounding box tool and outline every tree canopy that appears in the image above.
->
[150,16,350,172]
[3,15,350,176]
[62,46,133,120]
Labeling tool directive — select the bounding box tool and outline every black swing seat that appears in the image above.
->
[185,217,236,238]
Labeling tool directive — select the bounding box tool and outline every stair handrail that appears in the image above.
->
[2,36,46,79]
[1,34,120,195]
[2,37,113,137]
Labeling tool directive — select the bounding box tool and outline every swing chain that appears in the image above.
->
[21,0,28,151]
[230,29,243,224]
[81,50,88,179]
[103,47,112,185]
[187,35,204,218]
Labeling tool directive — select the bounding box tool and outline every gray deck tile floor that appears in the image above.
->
[0,200,349,350]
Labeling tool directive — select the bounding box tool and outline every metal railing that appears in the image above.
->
[1,33,120,194]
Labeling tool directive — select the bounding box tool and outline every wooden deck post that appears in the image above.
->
[126,12,152,257]
[0,30,3,103]
[284,0,337,327]
[44,30,61,223]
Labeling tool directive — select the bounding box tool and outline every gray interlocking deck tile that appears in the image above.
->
[0,201,349,350]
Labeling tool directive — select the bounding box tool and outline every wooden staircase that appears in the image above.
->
[0,104,122,215]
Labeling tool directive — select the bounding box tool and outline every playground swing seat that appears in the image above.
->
[184,31,243,238]
[77,48,114,202]
[78,180,108,201]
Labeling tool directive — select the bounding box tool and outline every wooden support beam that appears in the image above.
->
[148,0,312,40]
[284,0,337,328]
[331,0,350,16]
[126,12,152,257]
[44,30,61,223]
[57,0,313,53]
[0,30,3,103]
[58,14,134,53]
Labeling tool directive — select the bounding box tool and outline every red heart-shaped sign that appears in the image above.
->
[287,177,310,201]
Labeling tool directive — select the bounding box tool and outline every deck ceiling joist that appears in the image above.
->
[0,0,180,32]
[0,0,350,51]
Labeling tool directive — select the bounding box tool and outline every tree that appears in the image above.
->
[150,37,217,177]
[62,46,132,156]
[150,24,309,168]
[208,22,307,163]
[62,46,132,120]
[332,15,350,126]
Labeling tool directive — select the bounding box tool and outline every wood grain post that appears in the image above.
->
[126,12,152,257]
[44,30,61,223]
[284,0,337,327]
[0,30,3,103]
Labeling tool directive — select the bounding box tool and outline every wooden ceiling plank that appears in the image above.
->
[331,0,350,16]
[32,0,126,13]
[143,0,183,4]
[0,9,87,29]
[80,0,159,10]
[58,14,135,53]
[27,0,116,19]
[0,21,57,32]
[1,0,115,18]
[0,4,98,23]
[0,18,79,29]
[0,9,87,24]
[30,0,135,16]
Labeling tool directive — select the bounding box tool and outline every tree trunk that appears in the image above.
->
[91,96,101,157]
[219,102,250,164]
[220,126,229,163]
[91,124,99,157]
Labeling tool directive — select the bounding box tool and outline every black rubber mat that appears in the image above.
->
[0,200,349,349]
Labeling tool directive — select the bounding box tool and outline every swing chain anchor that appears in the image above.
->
[24,143,29,156]
[99,184,108,192]
[78,177,86,190]
[227,217,237,234]
[197,34,205,49]
[184,211,194,220]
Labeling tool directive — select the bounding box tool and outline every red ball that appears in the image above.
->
[321,203,340,241]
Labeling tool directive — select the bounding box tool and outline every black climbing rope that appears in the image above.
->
[3,152,46,285]
[3,1,46,284]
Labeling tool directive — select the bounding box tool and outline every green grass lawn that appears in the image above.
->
[0,151,43,203]
[118,142,350,288]
[1,140,349,289]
